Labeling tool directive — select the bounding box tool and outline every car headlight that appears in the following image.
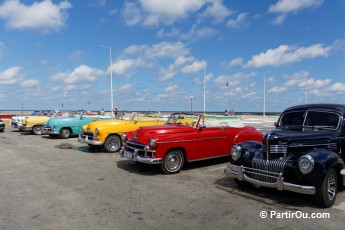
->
[298,155,314,174]
[95,128,99,135]
[231,145,242,161]
[121,133,126,141]
[149,138,156,148]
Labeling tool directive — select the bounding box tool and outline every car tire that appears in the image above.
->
[59,128,71,139]
[313,168,338,208]
[32,125,43,135]
[161,150,184,174]
[104,135,122,153]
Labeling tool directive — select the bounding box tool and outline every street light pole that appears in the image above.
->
[99,45,114,116]
[263,75,266,117]
[203,62,206,115]
[190,95,193,112]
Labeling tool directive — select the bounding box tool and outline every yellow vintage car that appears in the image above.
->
[78,112,167,152]
[19,110,58,135]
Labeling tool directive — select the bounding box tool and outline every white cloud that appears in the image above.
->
[20,79,40,87]
[156,28,181,38]
[223,57,243,67]
[122,0,207,27]
[199,0,231,24]
[118,84,133,93]
[268,86,288,94]
[122,2,143,26]
[227,13,249,29]
[245,44,331,68]
[213,72,256,89]
[0,0,72,33]
[141,0,204,26]
[242,92,256,99]
[165,84,178,92]
[269,0,323,14]
[327,83,345,92]
[174,56,195,66]
[50,65,103,84]
[146,41,189,59]
[0,66,23,85]
[157,64,177,81]
[181,61,206,73]
[111,59,141,76]
[179,26,217,41]
[268,0,323,25]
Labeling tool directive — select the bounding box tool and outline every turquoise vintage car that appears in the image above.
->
[43,115,112,139]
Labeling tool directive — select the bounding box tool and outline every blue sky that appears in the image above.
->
[0,0,345,113]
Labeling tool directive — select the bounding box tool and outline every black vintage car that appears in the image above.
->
[225,104,345,207]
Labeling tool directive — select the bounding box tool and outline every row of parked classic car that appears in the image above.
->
[8,104,345,208]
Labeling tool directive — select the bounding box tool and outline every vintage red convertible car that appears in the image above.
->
[120,112,263,174]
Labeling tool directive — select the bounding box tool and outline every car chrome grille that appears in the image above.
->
[125,141,154,158]
[244,153,292,183]
[262,143,288,160]
[82,132,95,140]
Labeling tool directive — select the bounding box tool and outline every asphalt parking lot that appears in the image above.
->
[1,118,344,230]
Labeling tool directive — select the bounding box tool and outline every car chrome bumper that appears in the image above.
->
[18,125,33,131]
[47,130,59,135]
[78,135,103,145]
[224,163,316,195]
[120,147,162,164]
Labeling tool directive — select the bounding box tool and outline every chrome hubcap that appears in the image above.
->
[327,173,336,200]
[62,129,70,137]
[166,153,181,171]
[108,137,120,151]
[34,126,42,134]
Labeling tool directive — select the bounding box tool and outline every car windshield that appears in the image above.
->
[279,110,340,130]
[166,113,198,126]
[31,111,41,116]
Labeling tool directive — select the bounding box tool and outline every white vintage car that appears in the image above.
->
[11,110,50,129]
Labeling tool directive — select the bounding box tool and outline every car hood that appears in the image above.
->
[130,125,195,143]
[84,118,125,131]
[265,129,337,144]
[45,117,77,125]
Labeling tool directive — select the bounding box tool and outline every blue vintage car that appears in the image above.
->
[43,115,112,139]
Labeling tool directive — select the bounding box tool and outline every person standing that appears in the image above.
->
[114,107,118,116]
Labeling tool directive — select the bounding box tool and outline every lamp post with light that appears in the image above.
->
[99,45,114,116]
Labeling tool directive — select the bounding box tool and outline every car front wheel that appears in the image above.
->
[32,125,43,135]
[59,128,71,139]
[161,150,184,174]
[104,135,122,152]
[314,168,338,208]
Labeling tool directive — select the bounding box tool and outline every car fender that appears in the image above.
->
[234,130,263,144]
[230,141,263,165]
[304,149,344,189]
